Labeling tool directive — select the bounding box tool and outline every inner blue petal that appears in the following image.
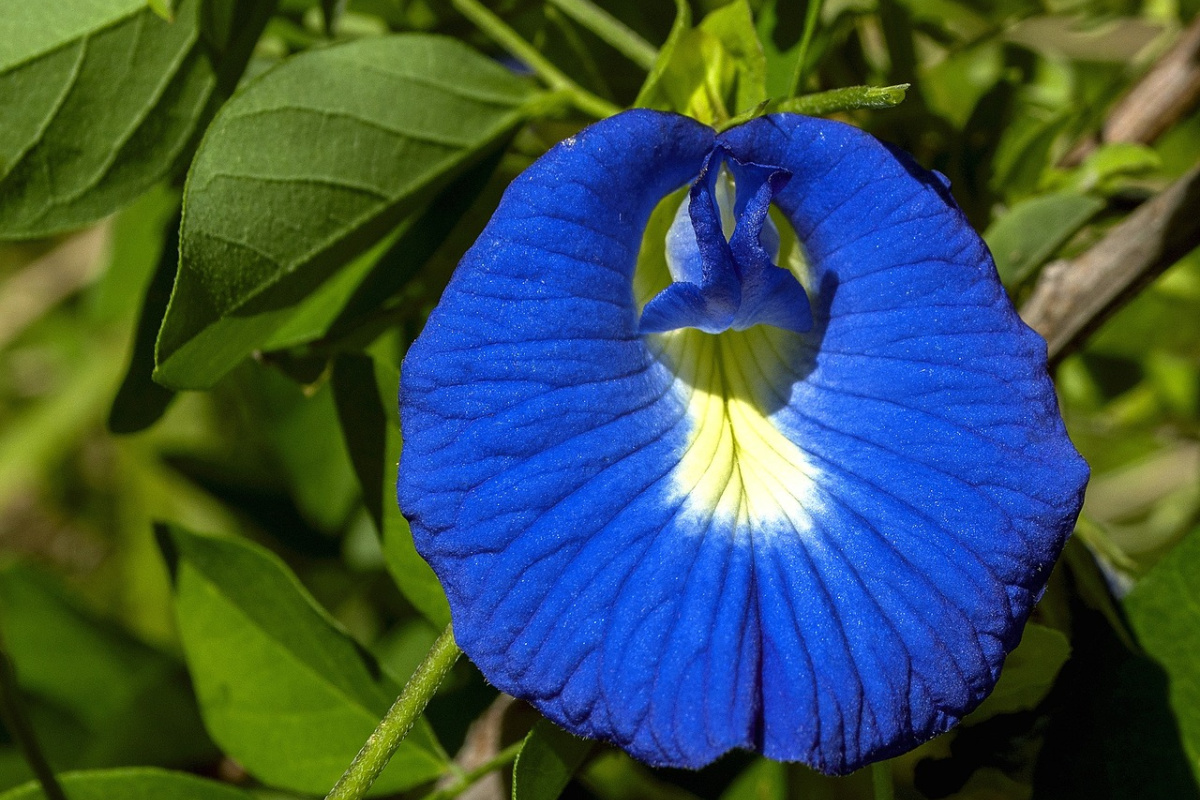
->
[640,150,813,335]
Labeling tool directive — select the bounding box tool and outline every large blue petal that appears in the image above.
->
[398,110,1088,774]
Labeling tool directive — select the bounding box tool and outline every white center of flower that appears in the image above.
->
[651,324,821,532]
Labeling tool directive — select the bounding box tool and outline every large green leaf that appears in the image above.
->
[156,525,448,794]
[0,0,215,239]
[1124,529,1200,783]
[0,565,214,778]
[155,34,536,389]
[0,768,253,800]
[512,720,594,800]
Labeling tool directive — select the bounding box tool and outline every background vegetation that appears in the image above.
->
[0,0,1198,798]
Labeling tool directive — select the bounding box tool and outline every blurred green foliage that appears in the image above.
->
[1,0,1198,798]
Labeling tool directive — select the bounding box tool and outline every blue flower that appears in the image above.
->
[397,110,1088,774]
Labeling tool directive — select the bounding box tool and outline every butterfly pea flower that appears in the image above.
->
[397,110,1088,774]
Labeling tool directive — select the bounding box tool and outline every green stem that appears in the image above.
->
[716,84,908,131]
[871,761,895,800]
[424,741,524,800]
[324,625,462,800]
[0,632,67,800]
[787,0,824,97]
[545,0,658,70]
[451,0,622,119]
[773,84,909,116]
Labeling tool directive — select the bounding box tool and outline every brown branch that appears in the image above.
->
[1105,17,1200,145]
[1020,165,1200,366]
[1063,17,1200,165]
[0,225,109,350]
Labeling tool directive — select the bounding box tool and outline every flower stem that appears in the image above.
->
[0,632,66,800]
[786,0,824,97]
[450,0,622,119]
[545,0,657,70]
[324,625,462,800]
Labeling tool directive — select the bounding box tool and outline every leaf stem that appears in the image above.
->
[0,631,67,800]
[545,0,658,70]
[450,0,622,119]
[787,0,824,97]
[324,625,462,800]
[424,741,524,800]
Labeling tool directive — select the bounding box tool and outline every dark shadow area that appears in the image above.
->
[914,556,1200,800]
[914,709,1045,798]
[1030,603,1200,799]
[162,454,343,559]
[1079,352,1145,400]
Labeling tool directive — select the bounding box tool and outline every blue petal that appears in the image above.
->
[398,110,1088,774]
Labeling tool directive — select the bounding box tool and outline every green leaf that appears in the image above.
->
[154,34,536,389]
[1035,591,1200,798]
[108,208,182,434]
[147,0,178,20]
[1059,142,1163,196]
[634,0,690,108]
[198,0,280,97]
[332,352,451,628]
[965,622,1070,723]
[0,768,254,800]
[0,565,215,774]
[1088,248,1200,360]
[262,150,502,352]
[248,369,361,533]
[719,758,786,800]
[321,0,349,35]
[634,0,766,125]
[990,109,1074,202]
[0,0,216,239]
[512,719,594,800]
[1124,528,1200,782]
[332,354,391,534]
[754,0,803,100]
[156,524,448,794]
[983,192,1103,286]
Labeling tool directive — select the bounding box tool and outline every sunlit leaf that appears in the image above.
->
[157,525,448,794]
